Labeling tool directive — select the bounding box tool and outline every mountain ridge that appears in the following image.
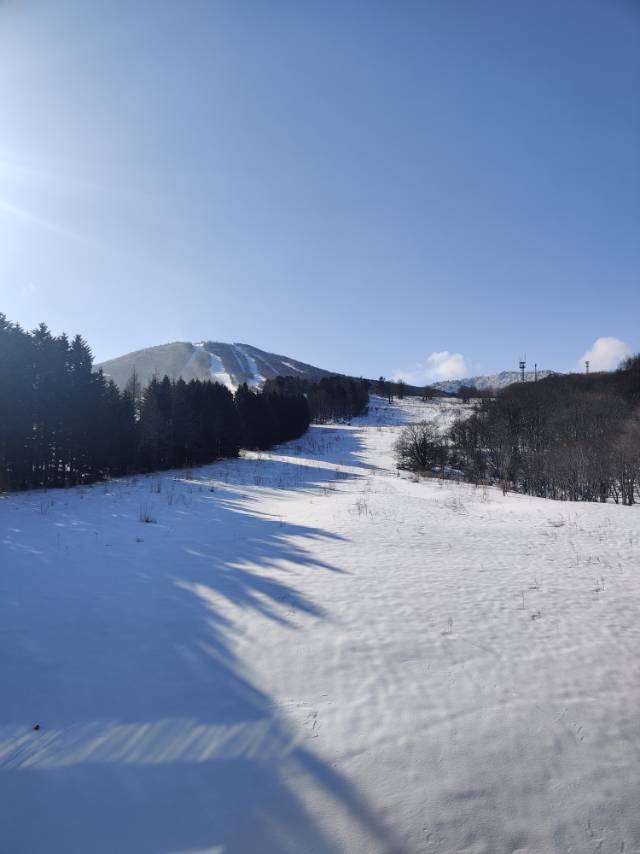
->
[98,341,558,396]
[431,369,556,393]
[97,340,335,392]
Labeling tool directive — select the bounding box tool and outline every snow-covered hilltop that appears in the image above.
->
[97,341,333,392]
[433,368,556,393]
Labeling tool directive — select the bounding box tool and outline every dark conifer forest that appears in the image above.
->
[262,375,370,423]
[0,314,367,491]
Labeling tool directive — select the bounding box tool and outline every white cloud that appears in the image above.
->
[578,337,631,372]
[393,351,468,385]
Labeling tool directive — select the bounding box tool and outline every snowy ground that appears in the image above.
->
[1,396,639,854]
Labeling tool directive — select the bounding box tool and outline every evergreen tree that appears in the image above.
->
[0,312,374,492]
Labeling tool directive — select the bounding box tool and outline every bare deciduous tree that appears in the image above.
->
[447,362,640,503]
[395,422,445,473]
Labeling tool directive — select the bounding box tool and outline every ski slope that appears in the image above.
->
[1,396,639,853]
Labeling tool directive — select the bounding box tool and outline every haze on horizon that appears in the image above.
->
[0,0,638,383]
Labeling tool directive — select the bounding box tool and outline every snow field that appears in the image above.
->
[1,396,639,853]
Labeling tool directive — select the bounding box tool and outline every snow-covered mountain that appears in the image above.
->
[432,369,556,393]
[97,341,334,392]
[99,342,556,397]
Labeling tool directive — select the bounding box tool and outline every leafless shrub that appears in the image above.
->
[353,496,369,517]
[138,502,156,523]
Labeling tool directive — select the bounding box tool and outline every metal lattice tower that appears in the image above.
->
[519,360,526,383]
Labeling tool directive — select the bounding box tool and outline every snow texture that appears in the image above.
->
[1,396,639,853]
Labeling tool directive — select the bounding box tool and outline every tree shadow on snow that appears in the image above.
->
[273,424,380,471]
[0,475,407,853]
[178,424,380,494]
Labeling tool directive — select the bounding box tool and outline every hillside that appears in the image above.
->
[97,341,334,391]
[1,396,638,853]
[433,368,556,393]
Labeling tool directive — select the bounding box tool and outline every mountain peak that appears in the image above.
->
[97,341,333,392]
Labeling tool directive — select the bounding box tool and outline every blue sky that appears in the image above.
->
[0,0,638,381]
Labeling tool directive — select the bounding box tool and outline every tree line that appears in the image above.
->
[396,357,640,505]
[262,375,370,422]
[0,314,368,491]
